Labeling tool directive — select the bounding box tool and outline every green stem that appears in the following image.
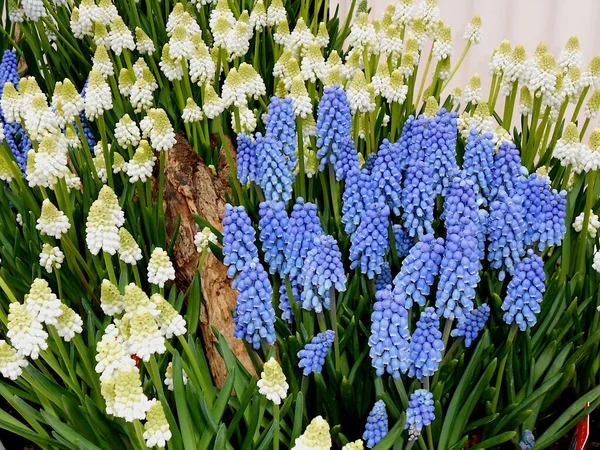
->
[415,43,434,107]
[571,86,590,122]
[97,115,114,188]
[491,323,518,412]
[296,117,306,199]
[273,403,280,450]
[441,42,472,92]
[329,288,340,374]
[103,252,118,285]
[576,170,597,276]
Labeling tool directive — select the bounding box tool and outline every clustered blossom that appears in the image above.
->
[118,228,143,265]
[297,330,335,376]
[36,199,71,239]
[502,249,546,331]
[222,204,258,278]
[7,302,48,359]
[300,235,347,312]
[258,201,289,274]
[374,262,392,292]
[39,244,64,273]
[232,258,276,349]
[371,140,403,214]
[86,185,125,255]
[194,226,218,254]
[451,304,490,347]
[363,400,388,448]
[408,308,444,380]
[257,357,289,405]
[573,210,600,238]
[349,203,390,279]
[143,400,172,448]
[147,247,176,288]
[405,389,435,441]
[0,341,28,380]
[292,416,332,450]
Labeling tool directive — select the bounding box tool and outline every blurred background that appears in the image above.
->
[330,0,600,97]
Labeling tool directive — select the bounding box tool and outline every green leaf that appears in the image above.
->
[40,411,104,450]
[291,391,305,445]
[173,353,198,450]
[372,414,406,450]
[470,431,516,449]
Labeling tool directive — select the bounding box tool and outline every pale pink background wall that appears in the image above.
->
[331,0,600,97]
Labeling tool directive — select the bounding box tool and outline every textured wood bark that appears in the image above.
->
[163,135,254,386]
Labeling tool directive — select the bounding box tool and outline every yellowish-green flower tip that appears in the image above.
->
[119,68,134,88]
[238,10,250,24]
[65,124,79,144]
[589,128,600,151]
[135,27,150,43]
[226,68,242,87]
[277,49,291,66]
[451,86,462,98]
[375,61,390,78]
[239,62,258,81]
[93,21,108,39]
[304,147,319,177]
[26,150,35,174]
[439,55,451,73]
[411,17,426,35]
[470,14,482,28]
[437,24,451,42]
[294,17,308,32]
[30,94,48,112]
[215,0,230,12]
[305,41,323,60]
[389,69,404,88]
[285,58,301,78]
[276,19,289,35]
[568,66,581,83]
[345,51,361,68]
[357,0,368,14]
[295,416,332,449]
[554,72,565,93]
[342,440,365,450]
[534,42,549,60]
[253,0,265,14]
[372,19,381,34]
[2,82,18,103]
[406,35,419,53]
[475,100,491,117]
[123,282,150,311]
[497,40,511,55]
[87,70,106,90]
[356,12,370,27]
[520,86,532,107]
[424,96,439,117]
[110,16,128,32]
[536,166,549,178]
[172,2,184,16]
[350,70,367,90]
[71,7,80,21]
[112,152,125,171]
[276,79,288,98]
[317,22,328,40]
[204,84,219,103]
[587,89,600,112]
[541,52,556,72]
[381,6,394,27]
[468,73,481,90]
[566,35,580,52]
[142,67,156,84]
[172,24,187,41]
[588,55,600,76]
[563,123,580,144]
[291,76,308,97]
[327,50,342,67]
[326,66,343,86]
[513,44,526,63]
[192,33,208,51]
[94,43,111,63]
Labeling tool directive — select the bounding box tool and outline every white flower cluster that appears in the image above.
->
[85,185,125,255]
[147,247,176,288]
[257,357,289,405]
[36,199,71,239]
[573,210,600,238]
[194,227,218,253]
[39,244,64,273]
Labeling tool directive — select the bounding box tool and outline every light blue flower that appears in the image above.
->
[232,258,276,349]
[255,133,294,203]
[408,307,444,380]
[350,202,390,279]
[298,330,335,376]
[451,304,490,347]
[258,201,289,275]
[363,400,388,448]
[265,96,297,171]
[491,140,524,198]
[405,389,435,440]
[401,160,435,238]
[375,262,392,292]
[519,430,535,450]
[372,139,403,215]
[222,204,259,278]
[342,166,375,235]
[236,132,258,185]
[392,224,415,258]
[462,129,495,204]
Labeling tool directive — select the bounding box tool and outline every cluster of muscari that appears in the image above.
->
[299,235,346,313]
[368,287,411,378]
[374,262,392,292]
[0,50,29,172]
[400,160,435,238]
[462,130,495,204]
[349,202,391,279]
[315,84,357,180]
[231,258,276,349]
[391,234,445,309]
[408,307,444,380]
[297,330,335,376]
[341,165,375,234]
[517,173,567,250]
[404,389,435,439]
[501,249,546,331]
[264,96,297,172]
[363,400,388,448]
[392,224,414,258]
[371,140,403,215]
[491,141,524,199]
[451,304,490,347]
[222,204,258,278]
[235,97,296,201]
[258,201,288,275]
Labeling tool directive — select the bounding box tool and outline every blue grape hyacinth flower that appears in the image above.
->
[435,227,481,320]
[363,400,388,448]
[392,224,415,258]
[462,130,495,204]
[371,139,403,215]
[368,287,411,379]
[300,235,347,313]
[401,160,435,238]
[0,49,19,104]
[408,307,444,380]
[374,262,392,292]
[519,430,535,450]
[3,122,28,172]
[232,258,276,349]
[342,165,375,235]
[491,140,525,198]
[265,96,297,171]
[283,197,324,281]
[298,330,335,376]
[517,173,567,250]
[502,249,546,331]
[350,202,390,279]
[392,234,445,308]
[258,201,289,275]
[278,282,298,324]
[451,304,490,347]
[405,389,435,441]
[255,133,294,203]
[222,204,259,278]
[487,192,526,280]
[236,132,258,185]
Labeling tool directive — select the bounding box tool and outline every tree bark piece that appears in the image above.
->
[163,135,254,386]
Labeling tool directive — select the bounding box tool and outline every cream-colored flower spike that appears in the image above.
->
[39,244,64,274]
[108,16,135,55]
[342,441,364,450]
[85,185,125,255]
[195,227,218,253]
[117,228,143,265]
[36,199,71,239]
[267,0,286,26]
[100,279,125,316]
[151,294,187,338]
[463,15,482,44]
[123,307,166,361]
[292,416,332,450]
[55,304,83,342]
[347,71,375,113]
[84,69,113,120]
[143,400,172,448]
[7,302,48,360]
[290,77,313,119]
[124,140,156,183]
[573,210,600,238]
[148,247,176,288]
[24,278,63,325]
[0,341,28,380]
[164,361,188,391]
[257,357,289,405]
[92,44,114,78]
[147,108,176,151]
[558,36,582,73]
[135,27,155,54]
[463,73,482,104]
[112,367,151,421]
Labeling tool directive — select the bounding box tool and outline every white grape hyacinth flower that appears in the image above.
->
[0,341,28,380]
[195,226,218,253]
[573,210,600,238]
[55,304,83,342]
[85,185,125,255]
[112,367,151,422]
[36,199,71,239]
[257,357,289,405]
[24,278,63,325]
[7,302,48,360]
[164,361,188,391]
[39,244,65,273]
[95,324,136,380]
[143,399,173,448]
[123,307,166,362]
[147,247,176,288]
